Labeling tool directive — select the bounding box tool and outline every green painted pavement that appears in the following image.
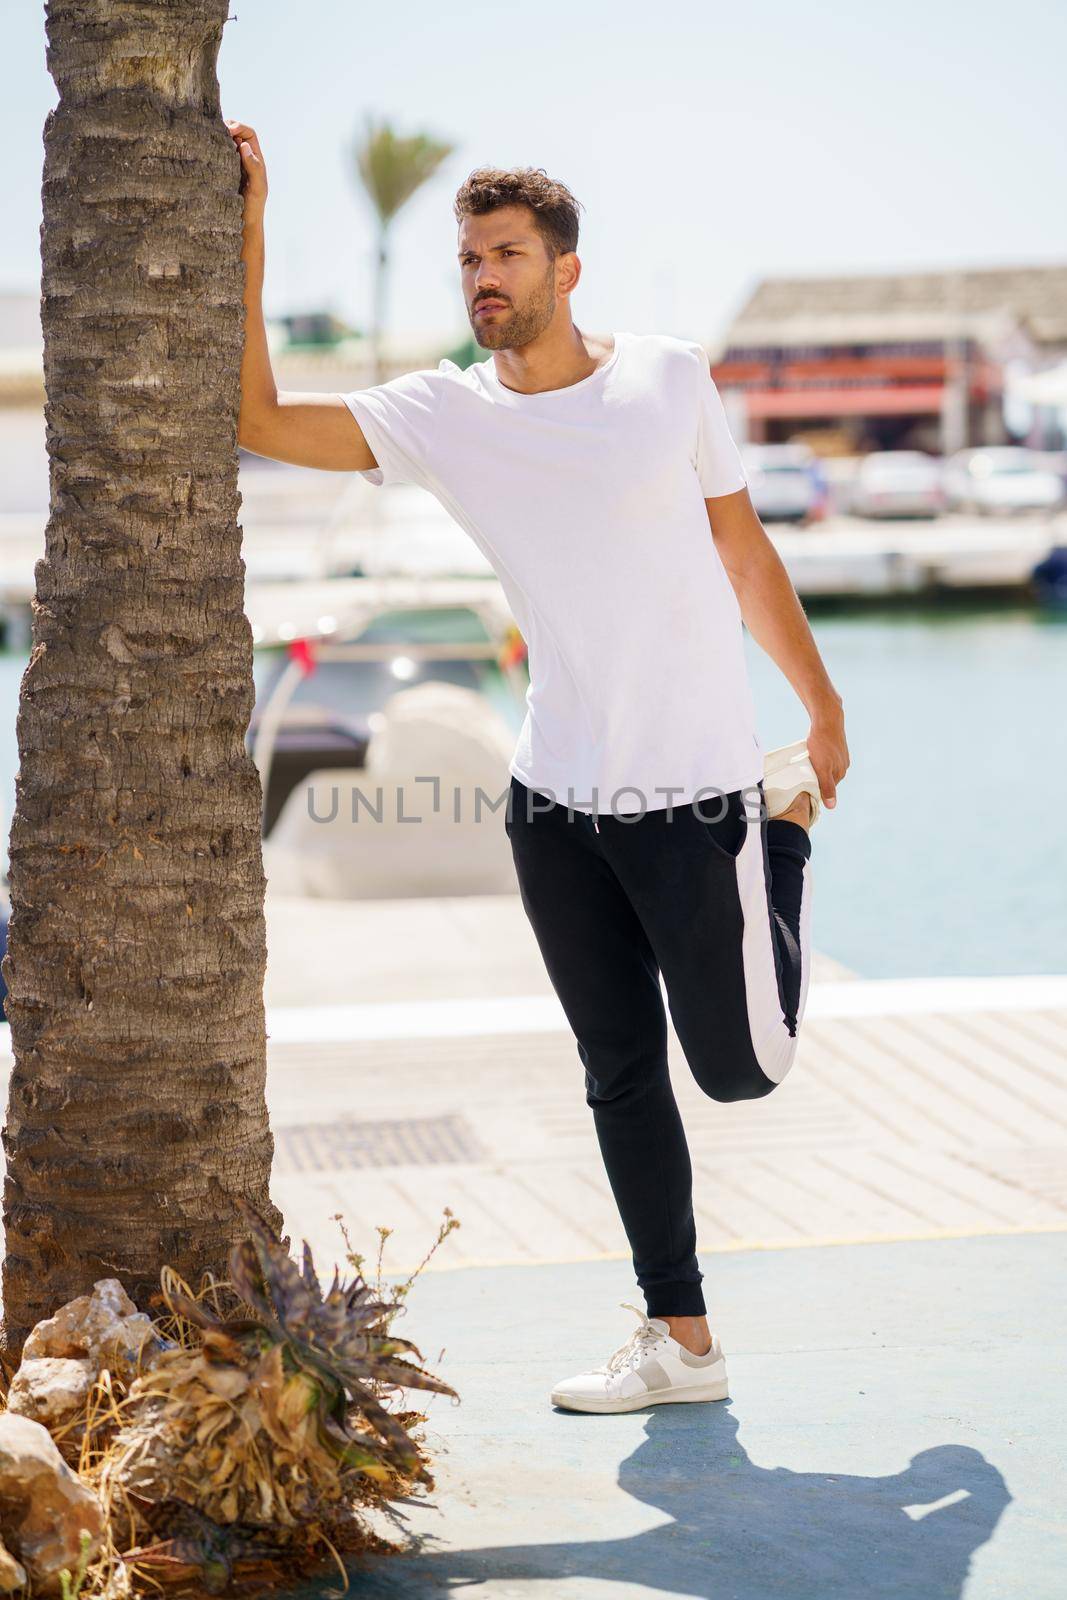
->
[288,1233,1065,1599]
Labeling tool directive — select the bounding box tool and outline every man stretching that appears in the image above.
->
[227,121,851,1414]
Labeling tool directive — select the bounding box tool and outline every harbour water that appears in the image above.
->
[0,596,1063,981]
[746,598,1067,979]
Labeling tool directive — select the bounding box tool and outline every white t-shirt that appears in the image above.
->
[337,330,763,815]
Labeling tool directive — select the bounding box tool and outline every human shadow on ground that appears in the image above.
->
[346,1402,1011,1598]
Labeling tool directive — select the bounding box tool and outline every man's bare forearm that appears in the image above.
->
[721,525,851,807]
[238,218,279,442]
[730,541,842,722]
[706,489,843,723]
[705,488,851,804]
[226,118,375,470]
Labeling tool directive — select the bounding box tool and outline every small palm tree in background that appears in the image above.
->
[352,117,454,382]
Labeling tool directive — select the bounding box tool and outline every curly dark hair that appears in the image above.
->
[453,167,583,258]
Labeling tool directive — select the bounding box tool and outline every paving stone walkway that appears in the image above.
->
[265,995,1067,1278]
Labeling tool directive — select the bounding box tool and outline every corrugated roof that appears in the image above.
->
[725,265,1067,349]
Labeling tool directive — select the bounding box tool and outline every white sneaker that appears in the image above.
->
[550,1303,730,1414]
[762,738,822,829]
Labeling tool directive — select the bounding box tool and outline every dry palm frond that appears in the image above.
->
[4,1207,458,1598]
[99,1204,456,1543]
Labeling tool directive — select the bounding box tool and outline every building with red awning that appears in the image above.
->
[712,266,1067,455]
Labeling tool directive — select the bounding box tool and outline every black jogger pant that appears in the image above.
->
[505,774,813,1318]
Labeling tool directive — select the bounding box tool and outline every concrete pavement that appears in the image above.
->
[2,889,1064,1596]
[255,891,1067,1597]
[293,1234,1065,1599]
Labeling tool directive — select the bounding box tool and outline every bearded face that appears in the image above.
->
[458,204,569,353]
[468,258,557,350]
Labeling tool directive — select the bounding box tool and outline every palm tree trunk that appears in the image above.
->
[372,226,389,385]
[1,0,283,1364]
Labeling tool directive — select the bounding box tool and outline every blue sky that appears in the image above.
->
[4,0,1065,347]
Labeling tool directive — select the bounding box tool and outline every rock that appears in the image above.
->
[7,1355,95,1431]
[23,1276,162,1381]
[22,1277,136,1356]
[0,1413,104,1592]
[0,1538,27,1593]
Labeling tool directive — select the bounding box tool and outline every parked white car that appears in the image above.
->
[943,448,1065,515]
[852,452,946,519]
[743,444,820,525]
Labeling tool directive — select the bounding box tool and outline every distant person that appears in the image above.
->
[227,123,851,1413]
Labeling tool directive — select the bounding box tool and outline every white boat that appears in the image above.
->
[248,576,528,900]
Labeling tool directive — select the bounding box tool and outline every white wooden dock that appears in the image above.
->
[259,977,1067,1275]
[3,892,1062,1277]
[2,505,1063,649]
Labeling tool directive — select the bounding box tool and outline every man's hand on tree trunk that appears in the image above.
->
[225,119,268,227]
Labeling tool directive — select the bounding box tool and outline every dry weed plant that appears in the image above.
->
[3,1201,461,1598]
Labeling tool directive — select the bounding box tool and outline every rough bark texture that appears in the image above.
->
[1,0,283,1365]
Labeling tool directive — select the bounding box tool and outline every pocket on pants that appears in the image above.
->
[691,789,747,861]
[504,777,518,838]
